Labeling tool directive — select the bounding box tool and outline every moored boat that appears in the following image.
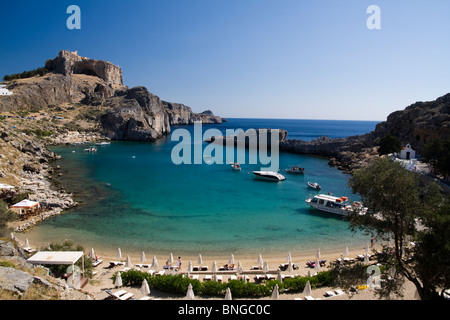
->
[230,162,241,171]
[285,166,304,174]
[305,194,367,216]
[307,181,321,190]
[252,171,286,181]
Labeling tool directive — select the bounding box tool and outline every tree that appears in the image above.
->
[378,134,402,155]
[347,157,448,300]
[0,200,17,237]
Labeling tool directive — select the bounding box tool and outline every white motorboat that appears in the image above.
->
[305,194,367,216]
[252,171,286,181]
[307,182,321,190]
[230,162,241,171]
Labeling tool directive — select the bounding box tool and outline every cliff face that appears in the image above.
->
[373,93,450,154]
[0,50,223,141]
[45,50,124,86]
[278,92,450,172]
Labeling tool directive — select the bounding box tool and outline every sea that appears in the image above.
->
[24,119,380,257]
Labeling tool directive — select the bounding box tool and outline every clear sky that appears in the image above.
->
[1,0,449,121]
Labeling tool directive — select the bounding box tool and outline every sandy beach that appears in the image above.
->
[13,235,418,301]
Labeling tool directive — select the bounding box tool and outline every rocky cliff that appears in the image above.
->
[278,92,450,172]
[0,50,224,141]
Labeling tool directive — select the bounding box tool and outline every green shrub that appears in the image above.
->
[116,270,337,298]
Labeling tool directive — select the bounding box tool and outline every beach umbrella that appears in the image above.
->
[258,254,263,266]
[212,261,218,273]
[89,248,95,260]
[187,260,193,276]
[364,254,370,265]
[307,270,312,278]
[237,261,243,274]
[365,243,370,255]
[271,284,280,300]
[140,279,150,296]
[343,246,349,258]
[224,287,232,300]
[125,255,132,268]
[316,248,321,259]
[263,261,269,273]
[229,254,235,265]
[24,238,31,249]
[287,251,292,263]
[314,260,321,272]
[169,253,174,265]
[303,281,312,296]
[114,271,123,287]
[198,254,203,265]
[277,270,283,283]
[116,248,122,260]
[151,256,158,269]
[288,262,293,273]
[186,283,195,300]
[141,251,146,263]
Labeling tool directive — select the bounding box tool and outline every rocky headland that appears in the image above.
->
[0,50,225,232]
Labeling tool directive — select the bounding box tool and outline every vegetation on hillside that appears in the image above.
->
[3,67,49,81]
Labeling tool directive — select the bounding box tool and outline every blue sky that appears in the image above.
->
[1,0,449,121]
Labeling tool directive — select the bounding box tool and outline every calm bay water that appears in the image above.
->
[25,119,379,257]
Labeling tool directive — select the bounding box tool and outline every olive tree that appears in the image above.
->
[347,157,448,300]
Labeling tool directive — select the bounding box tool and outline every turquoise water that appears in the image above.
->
[25,119,379,256]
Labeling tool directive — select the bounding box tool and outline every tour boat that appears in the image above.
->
[252,171,286,181]
[305,194,367,216]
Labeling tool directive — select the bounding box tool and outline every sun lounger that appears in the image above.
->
[106,289,133,300]
[324,290,336,297]
[193,266,200,271]
[334,289,345,296]
[215,275,223,282]
[254,275,266,282]
[139,296,152,300]
[109,261,125,267]
[147,270,155,275]
[229,275,238,281]
[240,275,250,281]
[191,275,199,280]
[155,270,165,276]
[294,297,303,300]
[304,296,315,300]
[203,275,212,281]
[92,259,103,267]
[266,274,276,280]
[251,266,262,270]
[118,292,134,300]
[201,266,209,271]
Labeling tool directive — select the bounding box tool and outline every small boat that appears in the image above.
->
[285,166,304,174]
[305,194,367,216]
[84,147,97,152]
[95,142,111,146]
[307,182,321,190]
[252,171,286,181]
[230,162,241,171]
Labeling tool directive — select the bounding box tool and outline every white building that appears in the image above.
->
[400,144,416,160]
[0,84,13,96]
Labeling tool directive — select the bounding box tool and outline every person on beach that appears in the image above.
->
[177,257,182,270]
